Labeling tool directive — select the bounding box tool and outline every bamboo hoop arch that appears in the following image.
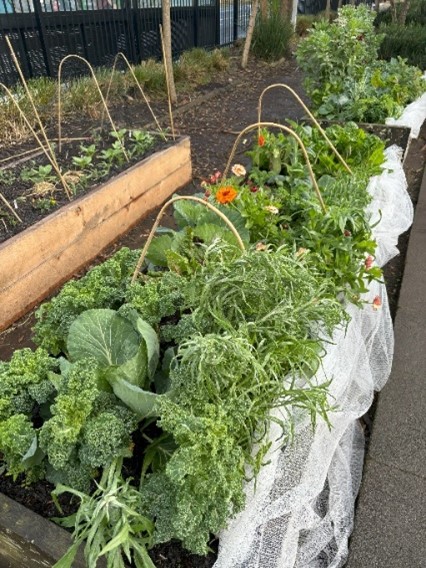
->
[101,52,166,140]
[257,84,353,175]
[131,195,245,284]
[57,55,129,161]
[223,122,327,214]
[0,83,72,200]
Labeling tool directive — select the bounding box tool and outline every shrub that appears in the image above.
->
[379,23,426,69]
[296,4,425,123]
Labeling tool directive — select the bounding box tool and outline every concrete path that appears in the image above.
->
[346,167,426,566]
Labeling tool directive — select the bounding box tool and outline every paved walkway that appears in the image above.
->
[346,165,426,566]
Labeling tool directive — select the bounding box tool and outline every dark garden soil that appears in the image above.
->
[0,48,425,567]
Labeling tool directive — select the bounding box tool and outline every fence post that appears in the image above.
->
[233,0,238,41]
[194,0,199,47]
[32,0,55,78]
[125,0,138,63]
[215,0,221,45]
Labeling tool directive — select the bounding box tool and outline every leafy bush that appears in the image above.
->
[252,6,294,61]
[379,23,426,69]
[296,4,425,123]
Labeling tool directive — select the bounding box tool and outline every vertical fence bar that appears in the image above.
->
[215,0,220,45]
[32,0,54,77]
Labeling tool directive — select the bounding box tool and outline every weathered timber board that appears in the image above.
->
[0,492,86,567]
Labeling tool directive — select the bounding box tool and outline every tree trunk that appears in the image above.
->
[399,0,411,25]
[375,0,380,14]
[161,0,177,104]
[338,0,343,9]
[260,0,267,18]
[241,0,260,69]
[280,0,291,19]
[325,0,331,21]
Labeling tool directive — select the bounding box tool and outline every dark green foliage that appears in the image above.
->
[34,247,141,355]
[79,408,137,468]
[39,360,102,470]
[379,24,426,69]
[252,9,294,62]
[0,347,58,420]
[0,414,36,479]
[296,5,425,123]
[142,402,246,555]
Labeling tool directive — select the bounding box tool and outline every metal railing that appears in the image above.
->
[0,0,251,85]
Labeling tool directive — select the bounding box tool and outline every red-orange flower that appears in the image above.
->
[372,296,382,311]
[216,186,238,204]
[258,135,266,147]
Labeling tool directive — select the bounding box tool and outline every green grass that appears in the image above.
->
[0,48,230,144]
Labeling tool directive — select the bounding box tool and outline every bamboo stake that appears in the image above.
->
[101,52,166,140]
[57,55,129,161]
[0,192,22,223]
[0,83,72,200]
[131,195,245,283]
[159,25,176,140]
[223,122,327,214]
[257,84,352,175]
[5,37,72,199]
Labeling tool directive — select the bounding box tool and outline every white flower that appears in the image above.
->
[231,164,246,177]
[264,205,279,215]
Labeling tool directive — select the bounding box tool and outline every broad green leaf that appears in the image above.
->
[173,196,206,229]
[146,234,174,266]
[21,436,45,468]
[99,525,129,556]
[121,308,160,380]
[67,309,140,366]
[105,342,148,388]
[110,379,162,417]
[52,542,81,568]
[194,223,243,249]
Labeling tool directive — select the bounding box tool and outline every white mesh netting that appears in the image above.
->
[213,143,414,568]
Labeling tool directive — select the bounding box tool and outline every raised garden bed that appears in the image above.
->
[0,136,191,332]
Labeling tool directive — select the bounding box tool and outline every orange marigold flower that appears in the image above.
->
[258,135,265,147]
[216,186,238,204]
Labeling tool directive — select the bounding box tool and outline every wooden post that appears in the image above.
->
[241,0,260,69]
[162,0,177,104]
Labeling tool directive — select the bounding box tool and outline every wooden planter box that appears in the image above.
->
[0,137,192,332]
[0,492,87,567]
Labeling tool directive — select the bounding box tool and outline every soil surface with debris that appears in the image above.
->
[0,48,425,568]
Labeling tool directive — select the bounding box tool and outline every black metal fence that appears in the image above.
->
[0,0,251,85]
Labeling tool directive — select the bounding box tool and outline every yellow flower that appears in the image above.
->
[216,186,238,204]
